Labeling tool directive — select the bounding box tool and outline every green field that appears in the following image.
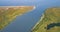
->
[32,7,60,32]
[0,6,34,30]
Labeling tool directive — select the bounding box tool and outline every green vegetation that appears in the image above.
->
[32,7,60,32]
[0,6,34,30]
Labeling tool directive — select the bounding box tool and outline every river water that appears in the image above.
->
[0,0,60,32]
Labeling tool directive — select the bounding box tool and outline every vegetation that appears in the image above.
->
[0,6,34,30]
[32,7,60,32]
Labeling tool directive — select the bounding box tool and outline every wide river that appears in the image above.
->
[0,0,60,32]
